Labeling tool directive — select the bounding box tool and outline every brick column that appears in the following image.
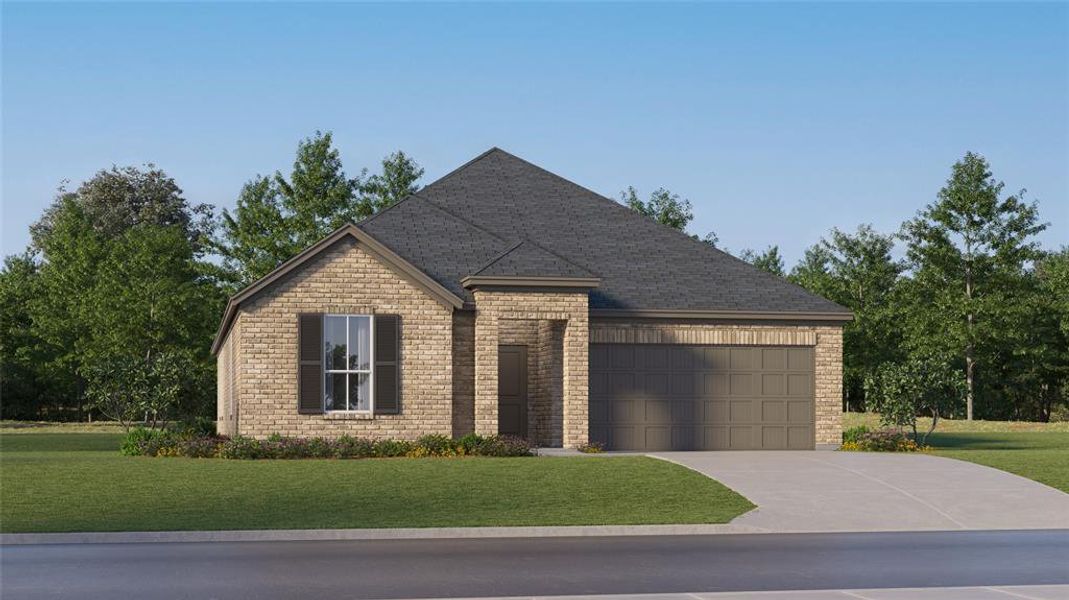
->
[562,311,589,448]
[473,306,500,436]
[814,326,844,449]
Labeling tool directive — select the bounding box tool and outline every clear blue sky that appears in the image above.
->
[3,2,1066,264]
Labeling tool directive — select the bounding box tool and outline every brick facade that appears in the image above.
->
[226,238,454,439]
[216,239,842,450]
[471,289,589,448]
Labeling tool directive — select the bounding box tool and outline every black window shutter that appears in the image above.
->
[297,314,323,414]
[375,314,400,414]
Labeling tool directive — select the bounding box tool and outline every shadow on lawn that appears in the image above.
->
[927,431,1069,451]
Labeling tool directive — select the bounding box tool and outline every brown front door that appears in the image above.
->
[498,345,528,438]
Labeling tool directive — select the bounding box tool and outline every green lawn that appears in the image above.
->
[0,432,754,533]
[843,412,1069,493]
[928,432,1069,494]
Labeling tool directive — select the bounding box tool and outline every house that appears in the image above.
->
[211,148,851,450]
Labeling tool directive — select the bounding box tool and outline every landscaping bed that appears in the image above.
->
[0,431,754,533]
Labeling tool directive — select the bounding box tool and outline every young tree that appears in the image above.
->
[620,186,693,231]
[739,246,786,277]
[864,355,966,445]
[790,225,904,409]
[216,132,423,284]
[899,152,1047,419]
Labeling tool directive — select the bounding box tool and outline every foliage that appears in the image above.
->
[620,186,693,231]
[739,245,785,277]
[83,352,190,430]
[899,152,1047,420]
[864,356,967,445]
[841,425,870,444]
[215,132,424,285]
[578,441,605,454]
[126,432,535,459]
[790,225,905,410]
[840,428,923,452]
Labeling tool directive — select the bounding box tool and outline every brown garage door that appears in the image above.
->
[589,344,815,451]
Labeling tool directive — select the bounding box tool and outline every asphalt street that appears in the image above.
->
[2,530,1068,600]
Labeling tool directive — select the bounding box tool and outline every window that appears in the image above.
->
[323,315,374,412]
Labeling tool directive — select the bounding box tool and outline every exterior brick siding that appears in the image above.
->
[226,238,454,439]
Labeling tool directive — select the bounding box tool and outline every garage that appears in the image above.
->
[589,344,815,451]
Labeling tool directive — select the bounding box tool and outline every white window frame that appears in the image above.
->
[323,314,375,414]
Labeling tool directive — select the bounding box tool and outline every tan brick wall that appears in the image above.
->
[472,290,589,448]
[591,320,844,449]
[215,317,239,437]
[451,311,475,437]
[233,238,454,440]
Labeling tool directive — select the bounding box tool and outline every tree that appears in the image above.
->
[621,186,693,231]
[899,152,1047,419]
[215,132,423,284]
[864,355,966,445]
[84,351,189,431]
[739,246,785,277]
[30,165,213,255]
[18,166,222,422]
[790,225,904,410]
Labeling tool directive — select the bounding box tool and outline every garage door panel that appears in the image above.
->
[788,426,812,449]
[762,426,786,449]
[787,400,811,423]
[730,373,753,395]
[589,344,814,451]
[761,348,787,370]
[761,373,785,396]
[761,399,786,423]
[787,373,811,396]
[787,348,812,371]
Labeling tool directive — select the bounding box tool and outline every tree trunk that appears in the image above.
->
[964,258,975,421]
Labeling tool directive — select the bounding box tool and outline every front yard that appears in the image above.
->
[0,430,754,533]
[844,412,1069,493]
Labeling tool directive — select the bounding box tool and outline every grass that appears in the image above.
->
[843,412,1069,493]
[0,432,754,533]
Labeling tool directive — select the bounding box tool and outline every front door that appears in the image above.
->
[498,345,528,438]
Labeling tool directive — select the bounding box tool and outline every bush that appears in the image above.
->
[577,442,604,454]
[842,425,870,445]
[123,432,535,459]
[415,434,458,457]
[841,428,923,452]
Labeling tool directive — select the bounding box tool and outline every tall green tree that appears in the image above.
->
[621,186,693,231]
[739,246,786,277]
[216,132,423,284]
[17,166,223,421]
[790,225,904,409]
[899,152,1047,419]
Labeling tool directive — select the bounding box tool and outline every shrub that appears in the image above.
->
[333,435,375,459]
[373,439,414,458]
[456,433,485,455]
[218,436,265,459]
[120,427,176,456]
[474,435,534,457]
[416,434,458,457]
[841,428,923,452]
[577,442,604,454]
[842,425,870,445]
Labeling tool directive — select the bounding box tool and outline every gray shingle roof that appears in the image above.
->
[360,148,848,314]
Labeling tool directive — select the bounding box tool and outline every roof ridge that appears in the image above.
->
[469,240,525,276]
[418,146,502,195]
[410,190,511,244]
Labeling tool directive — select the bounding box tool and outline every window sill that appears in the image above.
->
[323,412,374,421]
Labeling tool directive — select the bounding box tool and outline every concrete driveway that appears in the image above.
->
[651,451,1069,532]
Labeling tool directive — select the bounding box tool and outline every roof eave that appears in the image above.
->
[210,224,463,355]
[461,275,602,290]
[589,308,854,323]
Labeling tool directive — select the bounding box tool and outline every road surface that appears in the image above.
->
[2,530,1067,599]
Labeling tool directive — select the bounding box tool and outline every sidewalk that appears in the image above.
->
[400,587,1069,600]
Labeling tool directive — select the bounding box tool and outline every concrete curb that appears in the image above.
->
[0,524,772,545]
